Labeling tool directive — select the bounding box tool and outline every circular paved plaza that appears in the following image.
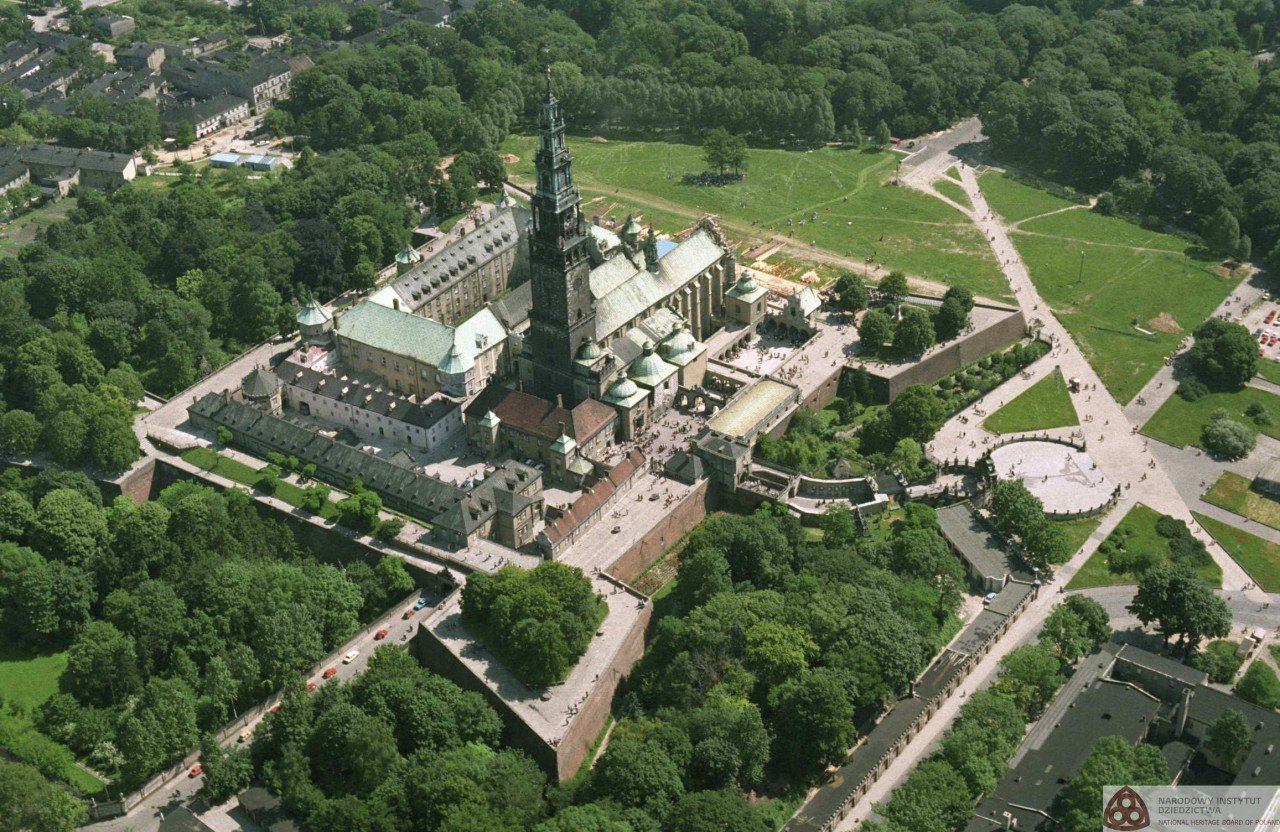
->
[989,441,1113,515]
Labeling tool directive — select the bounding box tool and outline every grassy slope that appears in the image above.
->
[980,173,1235,405]
[1066,503,1222,589]
[1193,512,1280,592]
[1141,386,1280,449]
[932,179,971,209]
[501,135,1008,300]
[982,369,1079,434]
[0,637,103,794]
[182,447,340,520]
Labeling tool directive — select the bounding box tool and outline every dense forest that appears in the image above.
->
[0,472,414,787]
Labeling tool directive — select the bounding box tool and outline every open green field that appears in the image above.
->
[0,198,77,257]
[981,173,1235,404]
[0,637,104,794]
[932,179,971,209]
[1194,512,1280,592]
[979,172,1079,224]
[1056,513,1104,557]
[501,135,1009,300]
[1141,386,1280,449]
[1066,503,1222,589]
[1203,472,1280,533]
[983,369,1078,434]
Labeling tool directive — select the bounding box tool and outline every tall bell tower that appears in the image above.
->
[524,68,595,405]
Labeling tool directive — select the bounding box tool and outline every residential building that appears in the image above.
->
[95,15,136,40]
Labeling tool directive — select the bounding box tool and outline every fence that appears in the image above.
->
[87,589,424,821]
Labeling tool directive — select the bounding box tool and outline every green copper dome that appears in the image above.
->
[606,375,639,400]
[578,340,603,360]
[659,323,696,359]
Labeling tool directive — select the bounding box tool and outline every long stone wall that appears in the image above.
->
[603,477,710,583]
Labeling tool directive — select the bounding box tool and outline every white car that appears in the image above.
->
[342,649,360,664]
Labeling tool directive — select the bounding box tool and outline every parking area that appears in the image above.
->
[1241,299,1280,364]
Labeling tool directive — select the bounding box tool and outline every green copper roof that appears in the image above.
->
[578,340,603,360]
[629,342,677,387]
[242,367,281,397]
[659,323,696,359]
[438,343,472,375]
[478,409,500,428]
[296,297,332,326]
[549,432,577,455]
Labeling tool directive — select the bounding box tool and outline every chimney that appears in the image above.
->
[1178,686,1192,738]
[558,420,566,437]
[555,393,563,409]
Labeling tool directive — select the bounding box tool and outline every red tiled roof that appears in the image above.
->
[473,387,616,443]
[545,450,645,545]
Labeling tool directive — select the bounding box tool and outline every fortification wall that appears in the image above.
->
[604,477,710,583]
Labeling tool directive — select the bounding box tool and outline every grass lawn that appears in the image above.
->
[932,179,971,209]
[1056,513,1103,557]
[944,166,962,182]
[1066,503,1222,589]
[181,447,340,520]
[980,173,1234,404]
[1203,472,1280,533]
[1193,512,1280,592]
[1141,386,1280,449]
[1257,359,1280,387]
[0,198,77,257]
[500,135,1009,301]
[979,171,1080,224]
[983,369,1079,434]
[0,637,103,794]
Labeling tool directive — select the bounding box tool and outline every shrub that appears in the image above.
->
[1246,402,1272,426]
[1236,661,1280,710]
[1192,640,1243,684]
[1201,417,1256,460]
[1177,379,1209,401]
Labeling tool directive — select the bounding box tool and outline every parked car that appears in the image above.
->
[402,608,414,619]
[343,649,360,664]
[323,667,336,679]
[413,597,429,611]
[983,592,998,606]
[306,681,317,693]
[374,628,389,640]
[188,763,203,778]
[268,703,281,714]
[238,730,253,743]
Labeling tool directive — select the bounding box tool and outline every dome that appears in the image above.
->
[629,341,669,380]
[659,323,696,359]
[578,340,603,360]
[606,376,639,400]
[623,215,642,237]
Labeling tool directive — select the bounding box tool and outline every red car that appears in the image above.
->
[374,628,389,640]
[306,681,317,693]
[268,704,281,714]
[188,763,203,778]
[323,667,336,679]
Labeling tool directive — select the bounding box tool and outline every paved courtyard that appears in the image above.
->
[989,440,1113,515]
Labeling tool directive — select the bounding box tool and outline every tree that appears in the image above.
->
[880,759,973,832]
[672,546,731,612]
[887,384,946,443]
[1055,737,1168,832]
[666,790,771,832]
[117,677,200,782]
[892,306,935,356]
[308,702,401,797]
[1205,206,1241,255]
[744,621,815,689]
[1206,709,1251,771]
[200,734,253,804]
[591,739,685,822]
[833,272,867,313]
[1201,415,1255,460]
[1236,661,1280,710]
[0,409,40,456]
[0,490,34,540]
[873,120,892,146]
[1189,318,1257,389]
[64,620,142,707]
[1128,563,1230,654]
[819,503,858,546]
[858,309,893,351]
[0,758,87,832]
[878,271,909,308]
[995,643,1062,719]
[768,667,856,771]
[30,488,108,567]
[702,128,748,176]
[1040,597,1111,663]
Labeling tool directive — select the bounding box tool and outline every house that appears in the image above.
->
[1253,457,1280,499]
[936,502,1012,592]
[114,42,166,72]
[11,144,138,191]
[95,15,136,40]
[160,93,250,139]
[162,54,294,113]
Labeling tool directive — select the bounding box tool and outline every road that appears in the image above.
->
[80,594,439,832]
[829,120,1276,829]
